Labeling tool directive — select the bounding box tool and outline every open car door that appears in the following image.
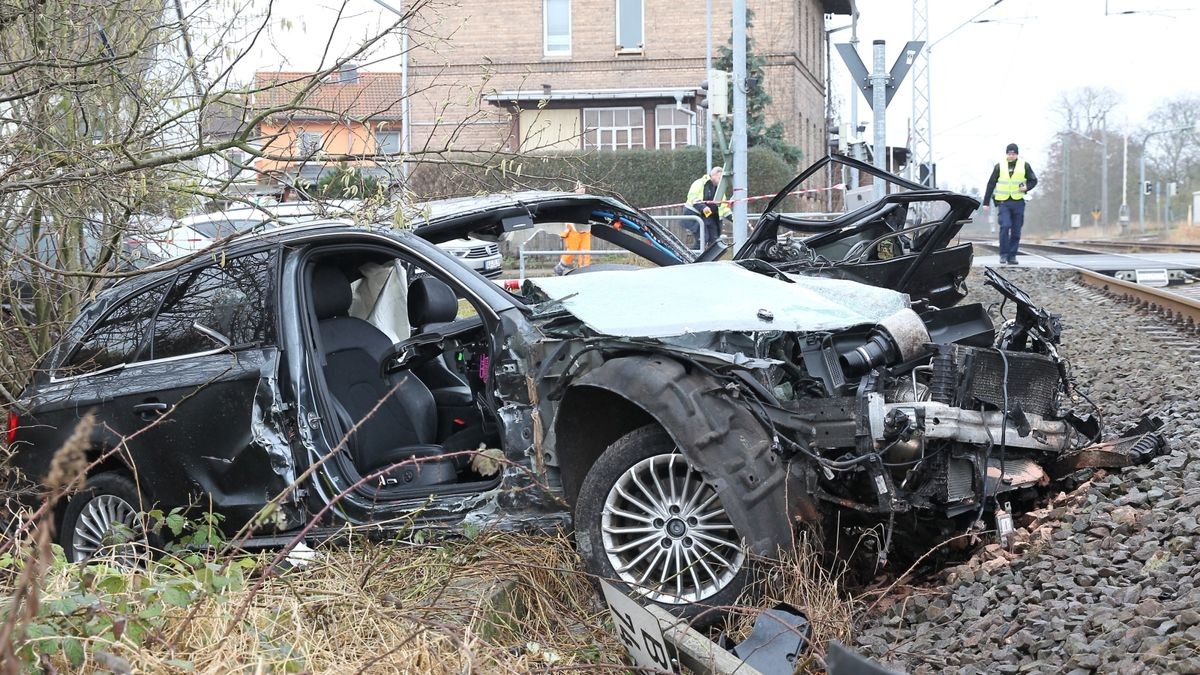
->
[734,155,980,308]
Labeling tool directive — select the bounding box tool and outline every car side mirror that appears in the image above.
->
[191,321,232,350]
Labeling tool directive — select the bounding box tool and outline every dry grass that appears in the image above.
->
[0,518,872,673]
[1,530,632,673]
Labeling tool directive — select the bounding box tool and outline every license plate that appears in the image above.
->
[484,258,501,270]
[599,580,677,672]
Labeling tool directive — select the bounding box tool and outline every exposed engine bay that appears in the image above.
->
[524,264,1166,565]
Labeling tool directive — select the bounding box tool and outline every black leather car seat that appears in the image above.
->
[404,276,492,462]
[312,265,454,486]
[406,276,475,408]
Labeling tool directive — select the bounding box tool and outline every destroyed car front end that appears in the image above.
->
[523,261,1163,622]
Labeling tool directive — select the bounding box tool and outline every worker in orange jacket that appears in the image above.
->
[554,181,592,275]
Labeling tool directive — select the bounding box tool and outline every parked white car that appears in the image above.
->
[435,237,504,278]
[146,202,506,277]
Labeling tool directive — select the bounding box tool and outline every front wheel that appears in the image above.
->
[574,425,751,626]
[60,472,154,565]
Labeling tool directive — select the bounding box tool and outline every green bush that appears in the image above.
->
[406,147,802,213]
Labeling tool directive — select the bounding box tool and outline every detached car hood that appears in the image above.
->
[526,261,909,338]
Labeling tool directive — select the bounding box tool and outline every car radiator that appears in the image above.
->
[930,344,1061,417]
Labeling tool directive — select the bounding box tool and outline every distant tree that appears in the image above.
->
[0,0,413,402]
[1143,94,1200,221]
[714,12,803,167]
[314,166,383,199]
[1029,87,1124,232]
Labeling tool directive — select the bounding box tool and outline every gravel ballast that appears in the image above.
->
[853,268,1200,674]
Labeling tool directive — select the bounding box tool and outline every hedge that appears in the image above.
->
[405,146,805,213]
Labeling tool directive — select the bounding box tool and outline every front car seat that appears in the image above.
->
[311,265,455,486]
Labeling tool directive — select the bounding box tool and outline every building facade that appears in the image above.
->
[252,1,852,190]
[407,0,851,163]
[253,66,405,187]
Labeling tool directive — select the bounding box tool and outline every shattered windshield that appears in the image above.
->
[526,261,909,338]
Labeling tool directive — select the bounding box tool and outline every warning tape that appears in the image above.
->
[638,184,846,211]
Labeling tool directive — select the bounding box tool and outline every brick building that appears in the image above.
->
[251,1,853,189]
[408,0,853,162]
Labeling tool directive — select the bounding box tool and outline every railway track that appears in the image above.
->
[966,238,1200,330]
[1049,239,1200,254]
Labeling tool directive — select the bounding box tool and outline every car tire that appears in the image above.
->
[60,472,155,565]
[574,424,752,627]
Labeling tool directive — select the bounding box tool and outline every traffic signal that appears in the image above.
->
[1143,181,1152,196]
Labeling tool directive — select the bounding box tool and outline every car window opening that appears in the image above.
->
[304,251,504,500]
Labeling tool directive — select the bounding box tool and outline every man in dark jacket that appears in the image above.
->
[983,143,1038,265]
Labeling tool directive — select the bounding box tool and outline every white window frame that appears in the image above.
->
[295,131,322,157]
[582,107,645,151]
[375,130,401,154]
[543,0,571,56]
[654,105,695,149]
[615,0,644,52]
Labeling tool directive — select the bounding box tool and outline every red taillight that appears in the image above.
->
[5,411,17,445]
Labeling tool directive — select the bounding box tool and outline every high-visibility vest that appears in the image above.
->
[994,158,1027,201]
[685,176,731,218]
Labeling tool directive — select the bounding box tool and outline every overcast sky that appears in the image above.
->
[834,0,1200,191]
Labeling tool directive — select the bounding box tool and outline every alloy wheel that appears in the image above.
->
[71,494,145,564]
[600,453,745,604]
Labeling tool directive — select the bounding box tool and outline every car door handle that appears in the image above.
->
[132,401,171,419]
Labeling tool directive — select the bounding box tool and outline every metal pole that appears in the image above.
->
[705,0,713,172]
[849,10,859,190]
[372,0,411,181]
[400,15,410,181]
[870,40,887,199]
[1062,137,1070,231]
[1139,148,1146,232]
[731,0,748,248]
[1100,128,1108,229]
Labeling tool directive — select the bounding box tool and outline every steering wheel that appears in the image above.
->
[381,334,444,376]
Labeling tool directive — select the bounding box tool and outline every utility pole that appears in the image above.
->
[731,0,748,248]
[910,0,930,185]
[848,9,860,190]
[705,0,713,173]
[911,0,1007,189]
[1120,133,1130,232]
[371,0,411,181]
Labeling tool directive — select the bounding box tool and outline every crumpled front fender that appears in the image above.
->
[573,356,798,557]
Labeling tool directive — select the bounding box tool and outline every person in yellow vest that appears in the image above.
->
[982,143,1038,265]
[683,166,731,250]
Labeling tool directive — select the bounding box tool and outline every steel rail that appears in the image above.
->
[1077,268,1200,329]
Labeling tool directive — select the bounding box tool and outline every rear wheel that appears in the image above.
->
[60,473,154,565]
[574,425,750,626]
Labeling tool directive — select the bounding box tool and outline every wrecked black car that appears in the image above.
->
[5,169,1162,627]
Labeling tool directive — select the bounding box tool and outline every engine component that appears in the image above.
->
[841,308,930,375]
[930,344,1062,416]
